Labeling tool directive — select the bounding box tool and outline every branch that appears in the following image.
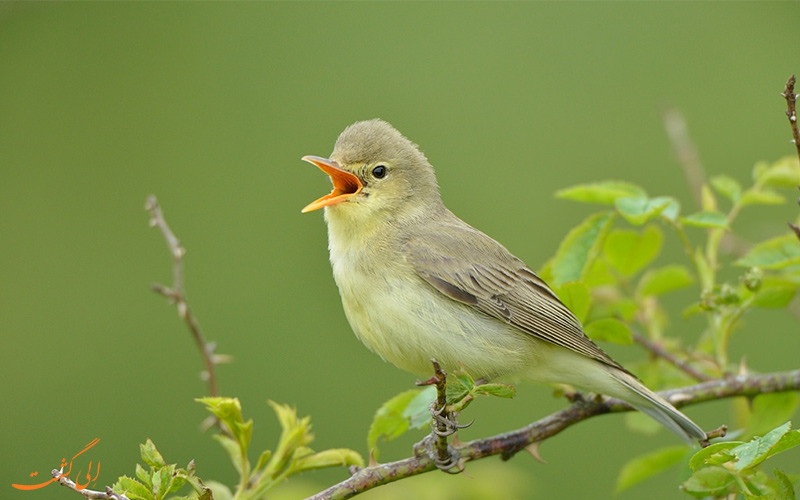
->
[52,469,130,500]
[305,369,800,500]
[145,196,224,398]
[663,107,706,210]
[781,75,800,240]
[633,332,714,382]
[781,75,800,162]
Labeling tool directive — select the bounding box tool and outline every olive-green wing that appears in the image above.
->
[402,218,624,371]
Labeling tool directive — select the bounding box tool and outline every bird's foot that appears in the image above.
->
[415,433,464,473]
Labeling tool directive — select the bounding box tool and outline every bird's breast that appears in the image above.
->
[326,227,536,378]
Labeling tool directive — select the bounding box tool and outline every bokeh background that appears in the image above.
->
[3,3,799,499]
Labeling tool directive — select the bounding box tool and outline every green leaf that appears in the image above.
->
[151,464,175,500]
[140,440,167,468]
[603,225,663,277]
[752,278,798,308]
[732,422,799,472]
[551,211,615,286]
[555,281,591,323]
[135,464,152,489]
[753,156,800,188]
[616,445,687,492]
[711,175,743,203]
[681,211,729,229]
[615,195,673,225]
[212,434,244,475]
[476,382,516,398]
[584,317,632,344]
[774,469,796,500]
[637,264,694,297]
[555,181,646,205]
[681,466,736,497]
[740,188,786,206]
[367,389,425,456]
[205,481,233,500]
[405,386,437,429]
[254,449,272,475]
[294,448,365,472]
[660,197,681,222]
[197,397,251,455]
[736,234,800,270]
[747,393,800,438]
[689,442,741,471]
[113,476,155,500]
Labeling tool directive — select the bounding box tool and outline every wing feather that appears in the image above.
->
[402,218,624,371]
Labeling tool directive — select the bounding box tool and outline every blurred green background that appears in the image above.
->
[3,2,799,499]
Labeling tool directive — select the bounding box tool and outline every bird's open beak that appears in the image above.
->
[301,155,363,213]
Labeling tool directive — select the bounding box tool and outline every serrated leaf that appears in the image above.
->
[681,466,736,497]
[603,225,663,277]
[747,393,800,438]
[584,317,632,344]
[554,281,591,323]
[477,383,516,398]
[140,440,167,468]
[740,188,786,206]
[615,195,673,225]
[294,448,365,472]
[637,264,694,297]
[135,464,151,488]
[711,175,743,203]
[551,211,615,286]
[689,442,742,471]
[732,422,798,472]
[114,476,155,500]
[367,389,424,456]
[681,211,729,229]
[753,156,800,188]
[151,465,175,500]
[555,181,647,205]
[736,234,800,270]
[616,445,687,492]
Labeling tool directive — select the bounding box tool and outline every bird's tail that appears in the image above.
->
[612,369,706,445]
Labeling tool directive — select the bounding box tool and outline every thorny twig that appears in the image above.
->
[145,196,225,400]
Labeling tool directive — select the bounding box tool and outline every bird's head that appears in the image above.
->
[301,119,441,225]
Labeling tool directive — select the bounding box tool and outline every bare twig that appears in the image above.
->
[780,75,800,240]
[305,369,800,500]
[781,75,800,161]
[633,332,713,382]
[663,107,706,210]
[145,196,221,398]
[52,470,130,500]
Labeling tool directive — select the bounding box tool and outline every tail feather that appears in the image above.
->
[615,371,706,445]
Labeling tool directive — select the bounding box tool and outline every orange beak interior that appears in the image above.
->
[301,155,363,213]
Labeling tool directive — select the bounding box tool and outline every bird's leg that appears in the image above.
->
[414,359,465,473]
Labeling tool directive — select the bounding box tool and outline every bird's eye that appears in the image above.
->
[372,165,387,179]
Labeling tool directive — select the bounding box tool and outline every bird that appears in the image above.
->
[300,119,706,444]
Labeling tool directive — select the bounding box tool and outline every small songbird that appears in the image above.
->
[301,119,705,444]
